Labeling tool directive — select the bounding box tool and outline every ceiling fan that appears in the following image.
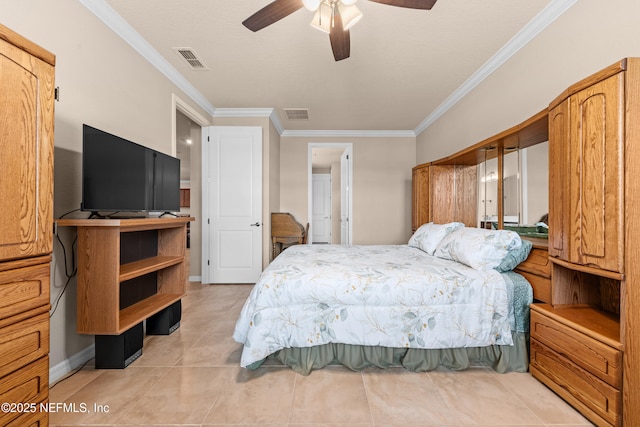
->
[242,0,437,61]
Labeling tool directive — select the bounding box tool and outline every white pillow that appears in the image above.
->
[408,222,465,255]
[434,227,522,270]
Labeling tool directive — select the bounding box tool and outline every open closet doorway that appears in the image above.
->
[172,94,210,283]
[308,143,353,245]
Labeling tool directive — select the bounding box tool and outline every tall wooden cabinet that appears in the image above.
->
[411,163,430,231]
[569,74,624,272]
[0,24,55,426]
[547,99,570,261]
[531,58,640,427]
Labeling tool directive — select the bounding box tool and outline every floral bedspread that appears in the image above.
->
[233,244,514,368]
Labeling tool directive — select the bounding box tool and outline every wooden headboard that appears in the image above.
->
[412,110,550,302]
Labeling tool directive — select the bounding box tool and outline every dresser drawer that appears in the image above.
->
[0,313,49,379]
[531,339,620,427]
[530,309,621,388]
[519,271,551,303]
[0,356,49,427]
[0,263,50,321]
[5,404,48,427]
[516,247,551,278]
[515,248,551,303]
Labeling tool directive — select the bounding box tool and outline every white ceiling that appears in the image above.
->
[99,0,571,134]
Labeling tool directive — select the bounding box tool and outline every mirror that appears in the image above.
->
[503,148,520,224]
[478,155,498,229]
[518,141,549,238]
[477,141,549,238]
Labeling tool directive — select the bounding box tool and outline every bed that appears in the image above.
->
[233,223,533,375]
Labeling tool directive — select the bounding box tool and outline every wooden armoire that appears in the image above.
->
[530,58,640,427]
[0,24,55,426]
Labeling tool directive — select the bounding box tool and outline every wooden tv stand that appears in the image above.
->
[56,217,192,335]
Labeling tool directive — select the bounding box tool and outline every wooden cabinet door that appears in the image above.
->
[411,164,430,231]
[430,165,456,225]
[569,73,624,273]
[0,37,54,262]
[453,164,478,227]
[548,99,570,261]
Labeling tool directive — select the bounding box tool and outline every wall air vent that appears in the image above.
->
[173,47,209,70]
[283,108,310,120]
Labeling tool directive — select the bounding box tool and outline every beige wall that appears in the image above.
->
[417,0,640,163]
[1,0,211,374]
[281,137,416,245]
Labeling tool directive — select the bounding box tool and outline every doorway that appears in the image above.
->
[308,143,353,244]
[172,94,210,283]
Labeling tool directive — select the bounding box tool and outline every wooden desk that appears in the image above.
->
[271,213,307,259]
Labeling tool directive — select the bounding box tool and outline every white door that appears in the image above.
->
[312,174,331,243]
[202,126,262,283]
[340,150,351,245]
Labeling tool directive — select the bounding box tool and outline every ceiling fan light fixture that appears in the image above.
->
[339,3,362,30]
[302,0,321,11]
[310,3,332,33]
[242,0,437,60]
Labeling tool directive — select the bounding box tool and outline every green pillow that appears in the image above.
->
[494,239,533,272]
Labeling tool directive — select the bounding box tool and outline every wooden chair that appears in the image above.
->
[271,213,307,259]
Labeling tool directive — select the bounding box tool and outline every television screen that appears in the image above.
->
[82,125,180,214]
[151,150,181,212]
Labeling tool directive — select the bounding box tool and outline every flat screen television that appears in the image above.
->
[81,124,180,215]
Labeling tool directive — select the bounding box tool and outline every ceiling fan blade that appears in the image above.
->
[329,12,350,61]
[367,0,437,10]
[242,0,305,32]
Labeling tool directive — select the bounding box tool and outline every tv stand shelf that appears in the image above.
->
[120,255,183,282]
[56,217,193,335]
[119,293,182,332]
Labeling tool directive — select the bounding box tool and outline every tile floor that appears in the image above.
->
[49,281,594,427]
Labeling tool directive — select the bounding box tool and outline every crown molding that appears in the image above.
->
[81,0,576,139]
[281,129,416,138]
[413,0,578,136]
[213,107,275,118]
[212,110,415,138]
[213,109,416,138]
[79,0,216,116]
[213,108,284,134]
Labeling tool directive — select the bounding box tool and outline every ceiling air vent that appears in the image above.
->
[173,47,208,70]
[283,108,310,120]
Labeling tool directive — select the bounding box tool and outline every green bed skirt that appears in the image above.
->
[247,332,529,375]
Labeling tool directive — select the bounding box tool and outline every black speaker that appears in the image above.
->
[146,300,181,335]
[95,322,143,369]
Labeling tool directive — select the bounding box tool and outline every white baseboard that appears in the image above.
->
[188,275,201,282]
[49,344,95,385]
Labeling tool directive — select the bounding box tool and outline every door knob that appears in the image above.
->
[250,222,261,227]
